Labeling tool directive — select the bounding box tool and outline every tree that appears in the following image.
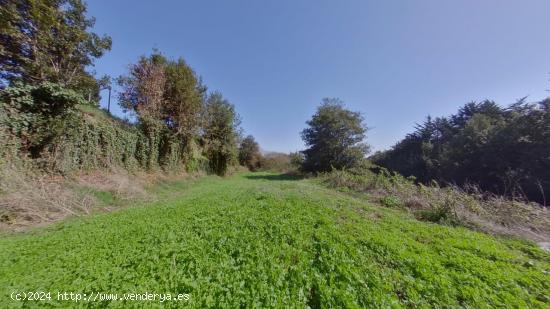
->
[117,52,206,137]
[117,52,208,170]
[238,135,261,171]
[202,92,240,176]
[0,0,112,96]
[117,53,166,121]
[301,98,369,172]
[162,58,206,137]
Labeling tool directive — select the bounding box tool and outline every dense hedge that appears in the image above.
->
[0,83,205,174]
[373,99,550,204]
[44,109,144,172]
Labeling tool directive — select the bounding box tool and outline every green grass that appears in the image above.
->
[0,173,548,308]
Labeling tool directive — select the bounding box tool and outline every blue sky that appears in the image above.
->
[87,0,550,153]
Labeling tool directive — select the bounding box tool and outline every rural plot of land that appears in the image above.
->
[0,173,548,308]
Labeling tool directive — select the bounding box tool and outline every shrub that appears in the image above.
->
[320,164,550,241]
[258,152,295,172]
[380,196,402,208]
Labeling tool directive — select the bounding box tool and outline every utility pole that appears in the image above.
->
[98,75,112,113]
[107,86,111,113]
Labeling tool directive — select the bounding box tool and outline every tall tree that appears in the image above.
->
[203,92,240,176]
[117,53,166,121]
[118,52,206,136]
[0,0,112,96]
[163,58,206,137]
[117,52,207,170]
[301,98,369,172]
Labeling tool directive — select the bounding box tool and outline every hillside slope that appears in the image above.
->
[0,173,549,307]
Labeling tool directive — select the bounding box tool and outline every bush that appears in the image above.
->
[238,135,261,171]
[0,82,87,157]
[258,152,294,172]
[380,196,402,208]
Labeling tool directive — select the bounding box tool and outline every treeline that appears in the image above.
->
[237,135,302,172]
[295,97,550,205]
[0,0,255,176]
[372,99,550,204]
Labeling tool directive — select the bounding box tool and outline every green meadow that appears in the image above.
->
[1,173,548,308]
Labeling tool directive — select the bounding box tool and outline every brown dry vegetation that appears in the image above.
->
[258,152,293,172]
[0,164,92,229]
[320,168,550,243]
[0,163,193,231]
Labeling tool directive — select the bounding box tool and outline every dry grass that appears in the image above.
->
[0,164,93,229]
[0,164,190,231]
[321,168,550,243]
[74,169,149,200]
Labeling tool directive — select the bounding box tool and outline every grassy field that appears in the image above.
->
[0,173,549,308]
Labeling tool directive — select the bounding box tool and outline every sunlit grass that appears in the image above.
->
[0,173,548,307]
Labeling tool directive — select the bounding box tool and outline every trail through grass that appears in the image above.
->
[0,173,549,307]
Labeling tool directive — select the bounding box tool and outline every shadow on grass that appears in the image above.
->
[244,173,304,181]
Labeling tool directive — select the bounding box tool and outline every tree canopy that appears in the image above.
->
[0,0,112,97]
[203,92,240,176]
[301,98,369,172]
[117,52,206,136]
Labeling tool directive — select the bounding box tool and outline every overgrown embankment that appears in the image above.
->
[0,83,207,227]
[319,166,550,243]
[0,83,207,173]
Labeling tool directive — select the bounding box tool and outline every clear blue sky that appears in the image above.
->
[87,0,550,153]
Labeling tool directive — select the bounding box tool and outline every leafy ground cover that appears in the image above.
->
[0,173,549,308]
